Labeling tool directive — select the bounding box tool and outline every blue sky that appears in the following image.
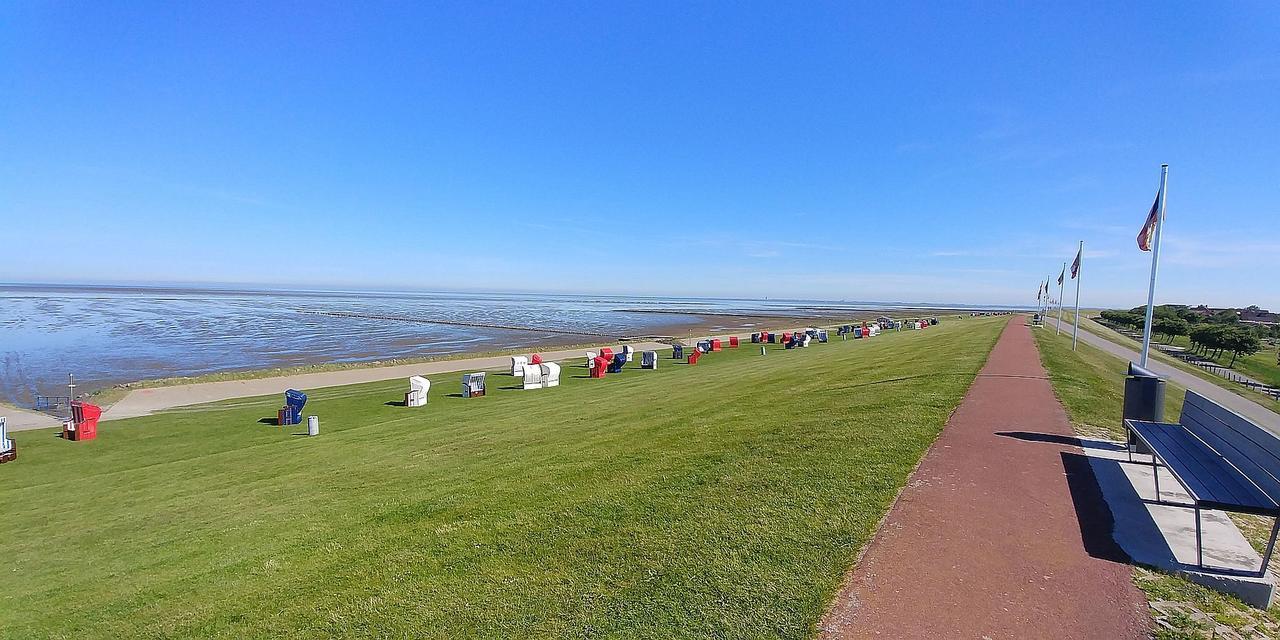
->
[2,2,1277,308]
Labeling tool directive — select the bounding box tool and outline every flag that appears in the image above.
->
[1137,192,1161,251]
[1057,267,1065,286]
[1070,246,1081,279]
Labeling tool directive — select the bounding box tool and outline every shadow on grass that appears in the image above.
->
[384,400,405,407]
[258,417,279,426]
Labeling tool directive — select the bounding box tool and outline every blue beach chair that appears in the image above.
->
[282,389,307,426]
[607,353,627,373]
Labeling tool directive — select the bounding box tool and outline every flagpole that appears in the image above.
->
[1139,164,1169,367]
[1056,262,1065,335]
[1072,241,1082,350]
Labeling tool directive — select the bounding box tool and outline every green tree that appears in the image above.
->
[1209,309,1240,324]
[1152,317,1189,342]
[1223,328,1262,367]
[1190,324,1230,357]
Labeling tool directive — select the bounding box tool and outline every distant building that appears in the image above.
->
[1188,305,1277,326]
[1241,307,1279,325]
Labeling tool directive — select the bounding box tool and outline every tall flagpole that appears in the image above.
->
[1139,164,1169,367]
[1072,241,1082,350]
[1056,262,1066,335]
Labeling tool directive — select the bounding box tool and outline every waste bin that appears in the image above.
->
[1123,363,1165,454]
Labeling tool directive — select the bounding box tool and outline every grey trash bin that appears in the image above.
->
[1123,362,1165,454]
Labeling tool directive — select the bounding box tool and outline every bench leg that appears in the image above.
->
[1260,517,1280,578]
[1153,459,1161,503]
[1194,506,1203,568]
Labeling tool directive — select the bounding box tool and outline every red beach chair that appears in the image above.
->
[65,401,101,441]
[591,356,609,378]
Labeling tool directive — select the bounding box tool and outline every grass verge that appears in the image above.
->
[0,317,1003,638]
[1074,316,1280,415]
[1032,324,1280,639]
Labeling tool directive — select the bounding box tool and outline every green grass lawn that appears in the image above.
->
[1076,317,1280,415]
[1149,333,1280,389]
[1032,325,1280,638]
[0,317,1004,639]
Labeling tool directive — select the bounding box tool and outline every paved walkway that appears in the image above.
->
[1047,317,1279,434]
[0,402,61,431]
[819,318,1149,639]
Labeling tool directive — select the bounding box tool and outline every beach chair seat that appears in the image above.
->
[641,351,658,369]
[278,390,306,426]
[521,364,544,389]
[462,372,486,398]
[406,376,430,407]
[541,363,561,387]
[607,353,627,373]
[590,356,609,378]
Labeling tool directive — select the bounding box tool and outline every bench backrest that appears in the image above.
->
[1180,390,1280,501]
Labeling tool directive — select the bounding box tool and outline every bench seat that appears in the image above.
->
[1127,419,1280,516]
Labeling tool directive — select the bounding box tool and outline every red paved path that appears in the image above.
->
[819,318,1149,639]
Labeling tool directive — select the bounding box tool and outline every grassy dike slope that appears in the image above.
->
[1,317,1004,639]
[1032,325,1280,637]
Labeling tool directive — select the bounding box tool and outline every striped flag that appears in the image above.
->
[1137,192,1161,251]
[1070,246,1082,279]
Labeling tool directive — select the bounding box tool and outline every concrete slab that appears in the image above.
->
[1079,437,1276,608]
[0,402,61,432]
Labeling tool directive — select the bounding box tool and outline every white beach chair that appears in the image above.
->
[0,416,11,454]
[585,351,597,368]
[406,376,431,407]
[511,355,528,376]
[462,372,486,398]
[622,345,635,362]
[541,362,561,388]
[521,364,544,390]
[641,351,658,369]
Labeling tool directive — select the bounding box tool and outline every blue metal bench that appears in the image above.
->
[1125,390,1280,576]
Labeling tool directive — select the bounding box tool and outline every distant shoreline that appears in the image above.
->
[63,307,974,410]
